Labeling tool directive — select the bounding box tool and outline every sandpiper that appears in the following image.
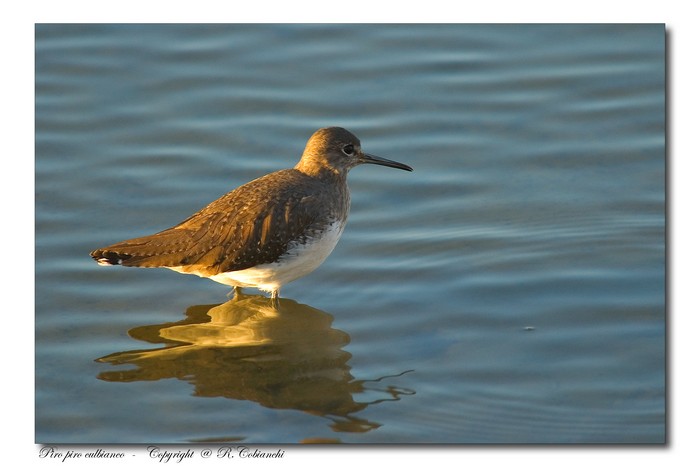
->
[90,127,412,303]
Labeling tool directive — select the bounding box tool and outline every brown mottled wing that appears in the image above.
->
[90,170,325,275]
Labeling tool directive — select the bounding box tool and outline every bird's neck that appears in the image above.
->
[294,156,348,181]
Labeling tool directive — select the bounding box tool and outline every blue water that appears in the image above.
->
[35,24,665,444]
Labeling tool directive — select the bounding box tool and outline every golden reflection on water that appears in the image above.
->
[96,294,415,437]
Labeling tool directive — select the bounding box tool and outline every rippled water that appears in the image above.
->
[35,24,665,444]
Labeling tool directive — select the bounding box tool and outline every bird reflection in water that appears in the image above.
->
[96,294,415,435]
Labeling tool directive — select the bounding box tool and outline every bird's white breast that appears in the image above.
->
[208,220,346,293]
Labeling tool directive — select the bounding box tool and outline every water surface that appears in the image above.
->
[35,24,665,444]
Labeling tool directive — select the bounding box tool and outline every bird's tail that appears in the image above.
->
[90,229,193,268]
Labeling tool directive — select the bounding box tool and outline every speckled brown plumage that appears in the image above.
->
[91,168,348,275]
[90,127,412,298]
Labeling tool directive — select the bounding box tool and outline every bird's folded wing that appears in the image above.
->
[90,170,322,275]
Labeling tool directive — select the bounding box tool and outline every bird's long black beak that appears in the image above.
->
[360,152,413,172]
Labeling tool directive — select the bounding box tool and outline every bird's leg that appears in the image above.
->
[270,289,280,308]
[228,286,243,301]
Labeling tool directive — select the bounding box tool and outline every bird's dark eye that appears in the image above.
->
[342,144,354,156]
